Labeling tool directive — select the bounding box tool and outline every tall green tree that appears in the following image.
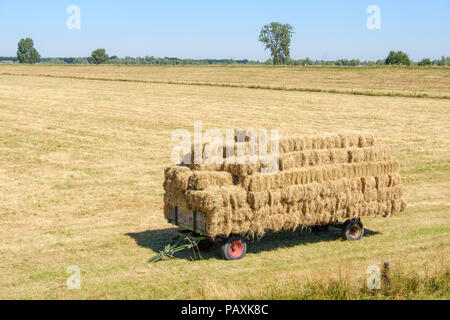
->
[90,48,109,64]
[17,38,40,64]
[259,22,294,65]
[385,51,411,65]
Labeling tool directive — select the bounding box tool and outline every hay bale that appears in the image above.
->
[248,191,270,210]
[164,166,193,193]
[189,171,234,190]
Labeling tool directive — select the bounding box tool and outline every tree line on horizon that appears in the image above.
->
[5,32,450,67]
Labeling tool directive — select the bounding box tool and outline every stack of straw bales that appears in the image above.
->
[163,133,406,238]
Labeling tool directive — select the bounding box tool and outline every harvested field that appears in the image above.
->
[0,64,449,98]
[0,65,448,299]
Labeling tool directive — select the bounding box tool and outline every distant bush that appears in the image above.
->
[432,56,450,66]
[48,58,66,64]
[385,51,411,66]
[335,59,361,66]
[74,57,90,64]
[418,58,432,66]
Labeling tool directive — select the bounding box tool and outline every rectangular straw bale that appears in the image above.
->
[339,134,351,148]
[278,137,301,153]
[377,201,393,216]
[229,206,250,222]
[301,136,313,151]
[308,150,328,165]
[267,190,281,206]
[319,182,333,198]
[313,167,325,183]
[310,137,321,149]
[222,154,279,176]
[220,186,248,209]
[279,152,304,170]
[304,183,321,201]
[164,166,193,193]
[350,178,363,191]
[389,174,401,187]
[336,190,351,208]
[302,199,323,218]
[248,191,270,209]
[363,188,378,202]
[348,135,360,148]
[281,184,306,203]
[361,177,376,192]
[346,202,361,217]
[377,186,403,201]
[323,166,344,181]
[321,136,334,149]
[348,148,365,163]
[188,171,233,190]
[358,133,375,147]
[224,162,260,177]
[362,201,379,216]
[349,189,365,204]
[339,133,375,148]
[330,135,343,148]
[331,149,350,163]
[286,203,303,219]
[375,175,390,189]
[185,188,224,214]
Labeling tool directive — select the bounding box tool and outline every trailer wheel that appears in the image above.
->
[341,219,364,241]
[311,225,329,232]
[220,235,247,260]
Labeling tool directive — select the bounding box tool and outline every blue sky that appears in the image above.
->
[0,0,449,61]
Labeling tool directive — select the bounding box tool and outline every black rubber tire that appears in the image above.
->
[341,219,364,241]
[311,225,330,232]
[197,239,213,251]
[220,235,247,260]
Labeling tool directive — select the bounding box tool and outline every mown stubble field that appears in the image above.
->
[0,65,448,299]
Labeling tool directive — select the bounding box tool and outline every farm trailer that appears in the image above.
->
[156,133,406,261]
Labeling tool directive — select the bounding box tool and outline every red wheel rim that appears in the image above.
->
[229,240,243,258]
[350,224,362,239]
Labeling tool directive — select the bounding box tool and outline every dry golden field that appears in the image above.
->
[0,65,449,299]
